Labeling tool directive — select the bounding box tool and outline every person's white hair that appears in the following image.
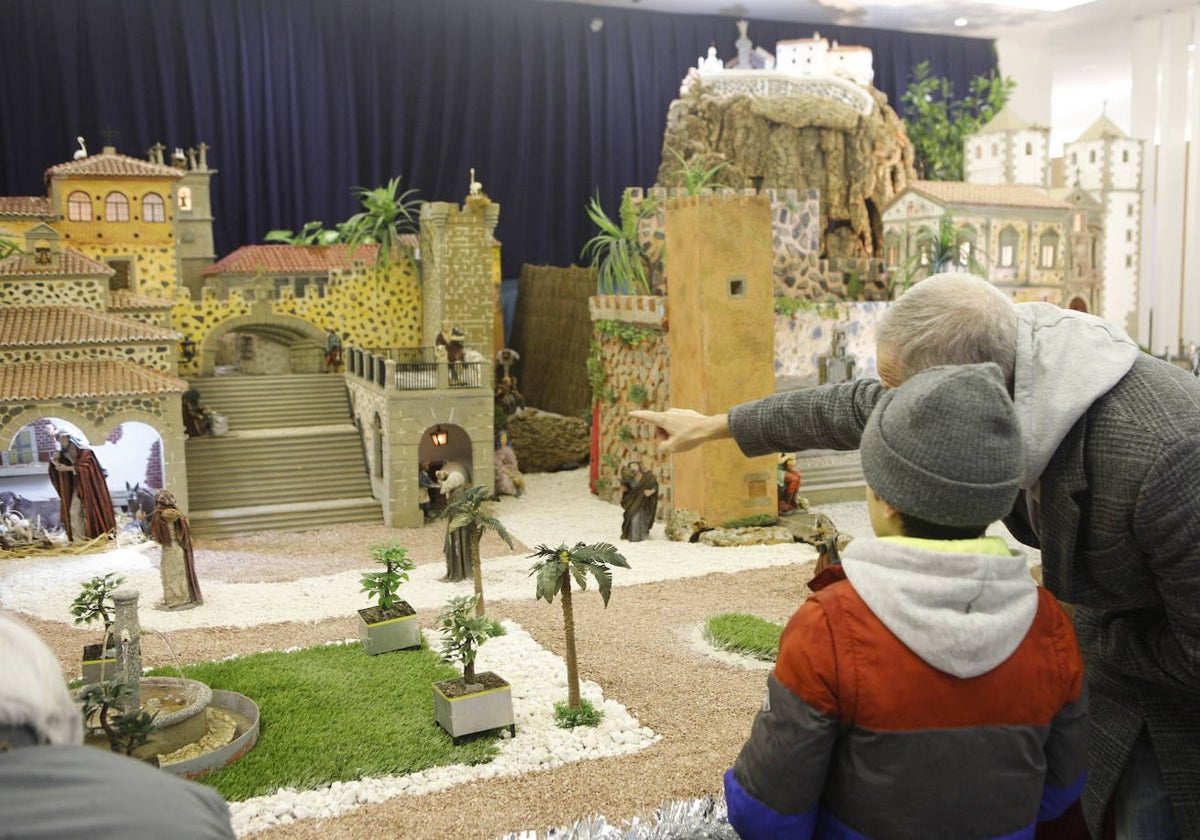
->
[876,272,1018,389]
[0,613,82,746]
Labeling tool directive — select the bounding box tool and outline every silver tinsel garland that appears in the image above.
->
[501,794,739,840]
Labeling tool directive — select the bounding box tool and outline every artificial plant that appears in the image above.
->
[70,573,127,646]
[443,485,514,617]
[436,594,493,688]
[900,60,1016,182]
[529,542,629,715]
[581,190,661,295]
[891,213,988,296]
[359,539,416,614]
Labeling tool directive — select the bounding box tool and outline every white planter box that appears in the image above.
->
[357,604,421,655]
[432,672,515,744]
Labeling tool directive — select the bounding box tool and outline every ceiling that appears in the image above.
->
[544,0,1187,39]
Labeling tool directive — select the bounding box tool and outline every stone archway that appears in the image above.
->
[197,311,326,377]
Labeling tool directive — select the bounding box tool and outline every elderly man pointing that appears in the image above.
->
[634,272,1200,839]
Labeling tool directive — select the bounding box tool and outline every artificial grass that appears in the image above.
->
[703,613,783,662]
[146,641,498,802]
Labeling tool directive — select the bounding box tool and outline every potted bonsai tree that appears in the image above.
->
[77,679,159,763]
[357,539,421,655]
[431,594,515,744]
[529,542,629,727]
[70,572,126,682]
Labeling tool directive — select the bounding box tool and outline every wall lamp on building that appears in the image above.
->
[180,337,197,362]
[431,426,449,447]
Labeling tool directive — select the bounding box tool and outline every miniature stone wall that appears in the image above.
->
[589,295,671,508]
[774,301,887,384]
[0,278,109,309]
[0,342,176,374]
[175,255,421,378]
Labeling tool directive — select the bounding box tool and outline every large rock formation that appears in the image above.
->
[656,70,915,262]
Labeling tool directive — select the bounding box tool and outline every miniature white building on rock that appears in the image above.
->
[688,23,876,116]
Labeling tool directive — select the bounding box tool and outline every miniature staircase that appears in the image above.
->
[794,450,866,506]
[184,374,381,539]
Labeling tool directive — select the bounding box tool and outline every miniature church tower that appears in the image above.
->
[1062,115,1145,336]
[964,107,1051,187]
[172,143,217,300]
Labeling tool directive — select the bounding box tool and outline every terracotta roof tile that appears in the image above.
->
[109,291,175,311]
[0,248,114,278]
[0,306,180,346]
[202,244,380,275]
[0,196,53,218]
[904,181,1071,211]
[46,150,183,180]
[0,359,188,402]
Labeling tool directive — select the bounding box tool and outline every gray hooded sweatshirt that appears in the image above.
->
[842,535,1037,678]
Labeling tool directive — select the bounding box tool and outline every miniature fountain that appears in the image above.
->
[84,587,260,778]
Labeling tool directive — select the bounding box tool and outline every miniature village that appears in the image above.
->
[0,14,1177,840]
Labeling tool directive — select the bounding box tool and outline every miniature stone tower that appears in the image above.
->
[1062,115,1145,337]
[964,106,1051,187]
[665,194,776,525]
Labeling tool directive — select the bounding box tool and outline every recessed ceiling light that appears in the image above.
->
[954,17,969,26]
[969,0,1096,11]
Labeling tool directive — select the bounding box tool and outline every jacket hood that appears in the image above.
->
[841,536,1037,678]
[1014,303,1138,487]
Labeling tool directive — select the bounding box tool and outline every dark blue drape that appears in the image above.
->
[1,0,997,279]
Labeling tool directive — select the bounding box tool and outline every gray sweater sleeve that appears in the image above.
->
[727,379,884,456]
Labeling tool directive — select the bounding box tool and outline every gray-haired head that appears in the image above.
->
[876,272,1018,391]
[0,613,82,747]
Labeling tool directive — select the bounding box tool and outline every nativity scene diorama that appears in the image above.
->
[0,11,1182,839]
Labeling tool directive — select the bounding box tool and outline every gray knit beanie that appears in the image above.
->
[860,363,1021,527]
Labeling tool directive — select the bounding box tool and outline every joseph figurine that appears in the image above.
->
[149,490,203,609]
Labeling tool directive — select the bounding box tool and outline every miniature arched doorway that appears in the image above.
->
[196,313,326,377]
[372,413,384,478]
[416,423,473,520]
[0,416,167,537]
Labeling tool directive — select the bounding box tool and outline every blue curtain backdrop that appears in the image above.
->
[0,0,997,279]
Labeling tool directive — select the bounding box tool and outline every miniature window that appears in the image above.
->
[999,227,1019,268]
[1073,214,1083,233]
[105,192,130,222]
[1126,230,1133,243]
[143,193,166,222]
[991,142,998,156]
[728,276,746,299]
[67,190,91,221]
[1126,255,1133,268]
[975,145,982,159]
[1089,150,1096,163]
[178,186,193,212]
[1127,203,1134,217]
[1071,152,1078,165]
[1122,150,1130,163]
[1025,142,1033,155]
[1039,230,1059,268]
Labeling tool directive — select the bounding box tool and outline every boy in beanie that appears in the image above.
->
[724,363,1088,840]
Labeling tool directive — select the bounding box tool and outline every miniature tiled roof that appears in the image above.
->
[974,106,1036,135]
[0,306,180,347]
[1074,114,1128,142]
[902,181,1071,211]
[0,196,53,218]
[0,248,114,278]
[45,148,183,180]
[202,244,381,275]
[0,359,188,403]
[109,291,176,311]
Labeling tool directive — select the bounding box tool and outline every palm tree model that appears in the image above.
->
[529,542,630,710]
[444,485,514,617]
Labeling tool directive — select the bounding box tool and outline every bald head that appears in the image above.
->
[876,272,1018,390]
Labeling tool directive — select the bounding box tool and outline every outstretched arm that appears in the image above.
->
[629,409,731,454]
